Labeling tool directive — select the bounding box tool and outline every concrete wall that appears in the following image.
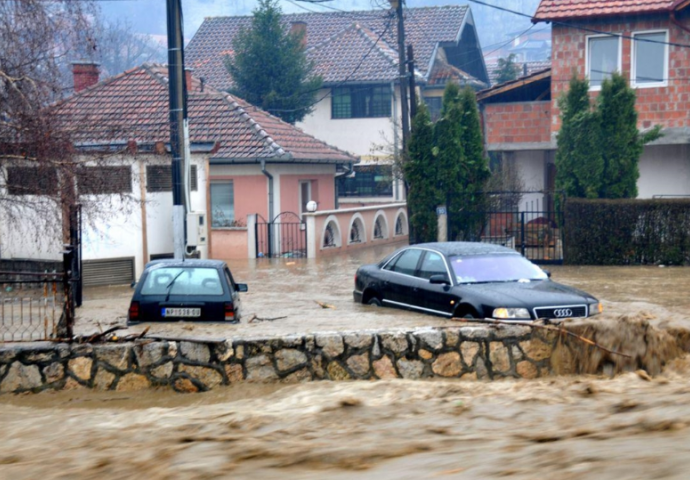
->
[304,203,408,258]
[638,144,690,198]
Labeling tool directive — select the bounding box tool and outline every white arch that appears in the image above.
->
[347,213,367,245]
[394,208,409,236]
[372,210,389,240]
[321,215,342,249]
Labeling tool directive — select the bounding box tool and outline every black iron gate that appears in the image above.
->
[255,212,307,258]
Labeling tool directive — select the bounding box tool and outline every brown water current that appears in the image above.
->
[3,248,690,479]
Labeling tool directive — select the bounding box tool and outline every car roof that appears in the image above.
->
[409,242,520,256]
[144,259,227,270]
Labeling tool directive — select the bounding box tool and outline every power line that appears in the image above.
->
[468,0,690,49]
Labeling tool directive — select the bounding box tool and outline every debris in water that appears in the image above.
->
[315,301,335,309]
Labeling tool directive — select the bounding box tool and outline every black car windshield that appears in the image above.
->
[449,254,548,284]
[141,267,224,296]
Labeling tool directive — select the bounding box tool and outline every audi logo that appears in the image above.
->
[554,308,573,318]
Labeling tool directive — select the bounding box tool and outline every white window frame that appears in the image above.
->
[631,29,669,89]
[586,33,622,91]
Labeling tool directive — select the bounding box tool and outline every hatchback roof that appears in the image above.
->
[144,259,227,270]
[411,242,519,256]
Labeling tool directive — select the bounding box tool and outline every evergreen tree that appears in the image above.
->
[434,84,464,240]
[404,103,437,243]
[495,54,521,84]
[225,0,322,124]
[555,75,603,199]
[598,72,662,198]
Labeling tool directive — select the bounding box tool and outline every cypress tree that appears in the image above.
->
[225,0,322,124]
[555,75,603,199]
[404,103,437,243]
[598,72,662,198]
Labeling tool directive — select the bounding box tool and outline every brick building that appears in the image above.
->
[479,0,690,209]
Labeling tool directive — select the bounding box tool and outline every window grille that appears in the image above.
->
[332,85,392,119]
[338,165,393,197]
[146,165,198,192]
[6,167,58,195]
[77,167,132,195]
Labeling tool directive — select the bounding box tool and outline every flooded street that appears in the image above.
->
[3,247,690,479]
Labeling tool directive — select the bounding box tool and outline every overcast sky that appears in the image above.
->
[99,0,541,45]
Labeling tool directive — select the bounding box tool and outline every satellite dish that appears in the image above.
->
[306,200,318,212]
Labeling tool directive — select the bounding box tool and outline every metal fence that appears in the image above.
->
[255,212,307,258]
[0,271,67,342]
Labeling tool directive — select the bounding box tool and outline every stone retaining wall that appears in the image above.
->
[0,321,682,394]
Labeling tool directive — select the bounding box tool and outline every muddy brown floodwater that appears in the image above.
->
[3,247,690,479]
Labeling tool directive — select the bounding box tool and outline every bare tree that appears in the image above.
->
[0,1,137,251]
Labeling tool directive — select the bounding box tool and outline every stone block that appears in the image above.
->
[56,344,70,359]
[281,336,304,348]
[493,325,532,339]
[235,344,245,360]
[94,344,130,371]
[343,333,373,350]
[25,352,54,363]
[516,361,538,379]
[168,341,178,359]
[1,363,42,392]
[489,343,511,373]
[475,357,489,380]
[134,342,167,368]
[275,349,307,372]
[68,357,93,382]
[179,365,223,389]
[380,332,408,354]
[224,364,244,383]
[417,330,443,351]
[432,352,462,377]
[116,373,150,391]
[418,349,433,360]
[371,337,381,358]
[373,356,397,379]
[460,342,480,366]
[151,362,174,379]
[346,353,370,377]
[315,334,345,358]
[214,341,234,362]
[396,358,424,379]
[327,361,350,380]
[0,349,17,364]
[311,354,325,379]
[281,368,312,383]
[173,377,199,393]
[445,330,460,348]
[459,327,490,340]
[246,355,278,382]
[63,377,84,390]
[71,344,93,356]
[521,338,552,362]
[93,369,116,390]
[43,363,64,383]
[180,342,211,364]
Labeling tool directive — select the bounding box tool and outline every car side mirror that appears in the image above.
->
[237,283,248,293]
[429,274,450,285]
[542,269,551,278]
[130,281,136,288]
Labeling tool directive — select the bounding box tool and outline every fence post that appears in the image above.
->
[520,211,526,257]
[60,245,75,339]
[247,214,257,259]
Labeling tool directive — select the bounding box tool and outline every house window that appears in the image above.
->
[633,31,668,87]
[146,164,198,192]
[424,97,442,121]
[337,165,393,197]
[6,167,58,195]
[587,35,620,89]
[331,85,392,119]
[77,167,132,195]
[210,182,235,227]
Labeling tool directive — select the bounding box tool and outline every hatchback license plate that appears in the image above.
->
[162,307,201,318]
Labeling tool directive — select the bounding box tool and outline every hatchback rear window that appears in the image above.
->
[141,267,224,296]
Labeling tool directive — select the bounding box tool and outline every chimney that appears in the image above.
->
[185,67,194,92]
[72,61,100,93]
[290,21,307,49]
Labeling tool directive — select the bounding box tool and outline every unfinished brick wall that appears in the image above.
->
[551,14,690,132]
[482,101,552,146]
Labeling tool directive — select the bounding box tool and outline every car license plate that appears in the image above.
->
[162,308,201,318]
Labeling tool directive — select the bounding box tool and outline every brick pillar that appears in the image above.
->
[72,62,100,93]
[185,67,193,92]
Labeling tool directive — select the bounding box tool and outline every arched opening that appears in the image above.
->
[348,214,366,245]
[394,209,408,236]
[372,211,389,240]
[322,217,342,249]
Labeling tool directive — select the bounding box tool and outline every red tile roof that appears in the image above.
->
[533,0,684,22]
[485,61,551,86]
[427,58,487,89]
[186,6,473,91]
[53,65,355,164]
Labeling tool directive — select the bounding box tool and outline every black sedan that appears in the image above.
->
[127,259,248,325]
[354,242,602,320]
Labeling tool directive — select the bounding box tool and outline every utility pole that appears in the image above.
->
[166,0,188,260]
[392,0,410,153]
[407,44,417,120]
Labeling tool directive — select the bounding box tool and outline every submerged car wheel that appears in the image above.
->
[367,297,382,307]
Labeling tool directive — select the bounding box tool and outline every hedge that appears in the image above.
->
[564,198,690,265]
